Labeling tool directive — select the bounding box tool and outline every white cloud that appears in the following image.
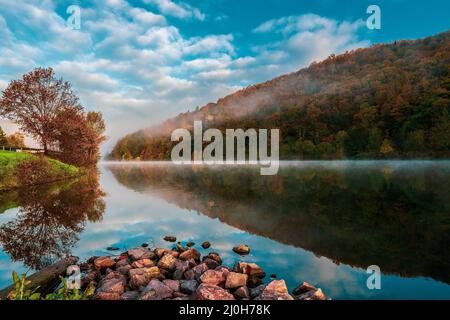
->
[0,1,369,153]
[144,0,205,21]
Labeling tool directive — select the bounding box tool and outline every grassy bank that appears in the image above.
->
[0,151,80,192]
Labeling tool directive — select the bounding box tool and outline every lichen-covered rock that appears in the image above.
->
[157,254,177,271]
[225,272,248,289]
[200,269,226,286]
[94,257,116,270]
[129,267,161,289]
[196,284,235,300]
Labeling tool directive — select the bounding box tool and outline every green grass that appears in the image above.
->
[0,151,80,191]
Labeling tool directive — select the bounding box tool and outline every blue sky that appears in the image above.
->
[0,0,449,151]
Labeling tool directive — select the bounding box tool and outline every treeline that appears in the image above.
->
[0,128,26,148]
[110,31,450,160]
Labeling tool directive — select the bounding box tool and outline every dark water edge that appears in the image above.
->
[0,161,449,299]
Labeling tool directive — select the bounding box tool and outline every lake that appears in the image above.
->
[0,161,449,299]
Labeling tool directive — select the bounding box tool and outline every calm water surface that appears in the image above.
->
[0,161,449,299]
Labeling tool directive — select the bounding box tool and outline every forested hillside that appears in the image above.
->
[110,31,450,160]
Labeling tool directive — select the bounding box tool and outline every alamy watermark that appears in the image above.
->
[171,121,280,176]
[367,5,381,30]
[366,265,382,290]
[66,5,81,30]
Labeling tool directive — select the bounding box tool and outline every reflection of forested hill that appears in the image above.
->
[111,31,450,160]
[108,163,450,284]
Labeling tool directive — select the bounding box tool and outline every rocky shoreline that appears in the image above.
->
[78,239,329,301]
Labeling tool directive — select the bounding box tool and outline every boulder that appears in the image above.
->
[163,279,180,292]
[97,272,126,295]
[196,284,235,300]
[186,242,195,247]
[292,282,317,296]
[154,248,171,258]
[129,267,161,289]
[203,252,222,265]
[200,270,226,286]
[180,280,199,294]
[232,245,250,255]
[191,263,209,280]
[94,257,116,270]
[115,259,130,268]
[142,279,173,299]
[234,262,266,278]
[225,272,248,289]
[157,254,177,271]
[249,284,266,298]
[203,258,220,270]
[265,280,288,294]
[247,275,263,288]
[295,288,327,300]
[128,248,155,261]
[179,248,201,261]
[131,259,155,269]
[116,265,132,275]
[234,286,250,300]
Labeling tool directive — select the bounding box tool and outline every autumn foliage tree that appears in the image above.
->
[0,68,82,153]
[0,68,105,167]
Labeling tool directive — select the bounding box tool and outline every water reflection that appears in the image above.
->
[0,172,105,269]
[107,162,450,284]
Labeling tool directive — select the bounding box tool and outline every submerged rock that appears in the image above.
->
[232,245,250,255]
[164,236,177,242]
[201,241,211,249]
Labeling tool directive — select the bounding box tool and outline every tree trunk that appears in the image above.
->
[0,256,79,299]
